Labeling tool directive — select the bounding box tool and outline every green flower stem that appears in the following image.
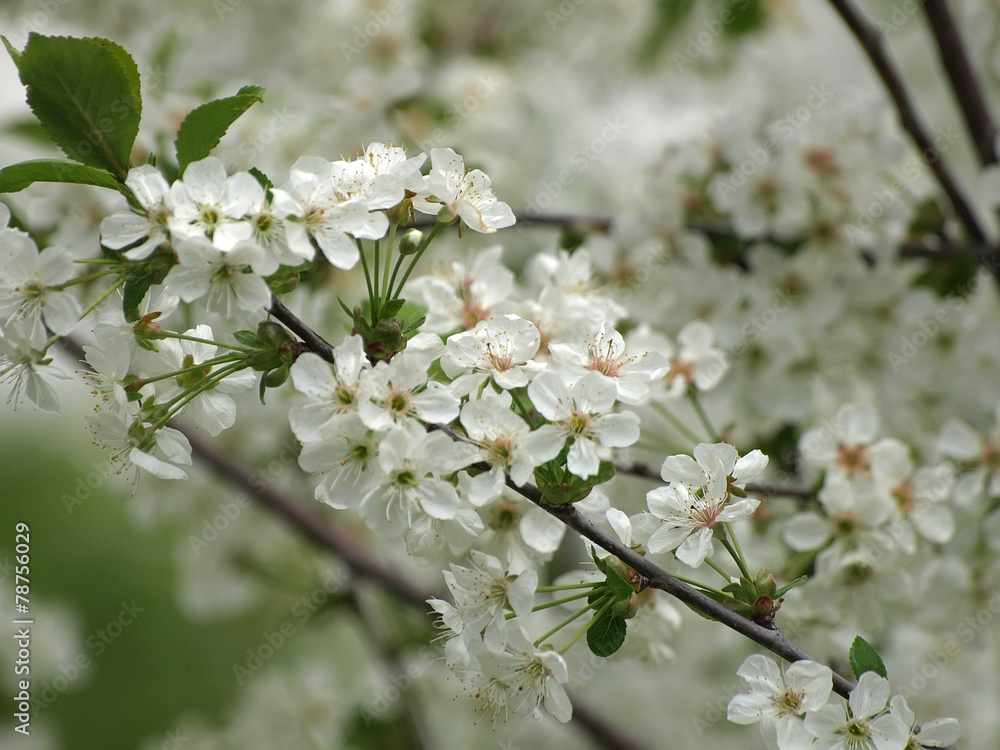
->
[134,354,245,387]
[390,222,442,300]
[372,238,381,305]
[704,556,733,582]
[504,590,599,620]
[77,274,128,321]
[356,238,377,324]
[509,389,536,428]
[159,361,247,427]
[381,223,397,309]
[531,591,599,611]
[688,389,720,442]
[723,523,751,578]
[536,592,610,648]
[535,583,601,592]
[57,268,121,288]
[651,400,701,446]
[155,331,253,352]
[556,595,615,655]
[73,258,121,265]
[669,573,728,599]
[719,535,752,580]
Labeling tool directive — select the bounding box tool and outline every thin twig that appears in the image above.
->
[923,0,998,166]
[615,462,817,503]
[252,309,860,695]
[269,296,336,361]
[401,212,613,233]
[827,0,988,247]
[497,471,858,700]
[60,335,652,750]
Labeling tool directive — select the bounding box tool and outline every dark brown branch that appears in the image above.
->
[269,295,336,361]
[923,0,998,166]
[615,461,817,502]
[179,426,435,610]
[499,472,858,700]
[254,311,861,696]
[60,334,651,750]
[827,0,988,247]
[401,212,613,233]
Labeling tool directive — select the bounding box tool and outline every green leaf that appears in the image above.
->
[849,635,887,679]
[122,267,158,323]
[605,568,635,601]
[14,34,141,180]
[0,159,129,196]
[121,251,173,322]
[175,85,265,172]
[2,35,22,65]
[586,610,627,657]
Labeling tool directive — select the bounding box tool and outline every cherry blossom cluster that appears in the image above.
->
[727,654,959,750]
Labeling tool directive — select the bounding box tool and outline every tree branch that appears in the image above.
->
[260,306,862,696]
[59,334,652,750]
[826,0,989,248]
[923,0,998,166]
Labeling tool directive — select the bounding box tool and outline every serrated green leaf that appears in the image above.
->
[175,85,265,172]
[586,610,627,657]
[849,635,887,679]
[605,568,634,601]
[0,159,129,196]
[16,34,141,180]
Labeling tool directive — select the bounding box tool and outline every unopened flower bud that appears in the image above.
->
[398,228,424,256]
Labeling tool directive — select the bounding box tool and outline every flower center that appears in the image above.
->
[486,436,513,467]
[568,411,592,435]
[488,500,520,532]
[891,480,916,513]
[837,444,870,477]
[773,687,804,717]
